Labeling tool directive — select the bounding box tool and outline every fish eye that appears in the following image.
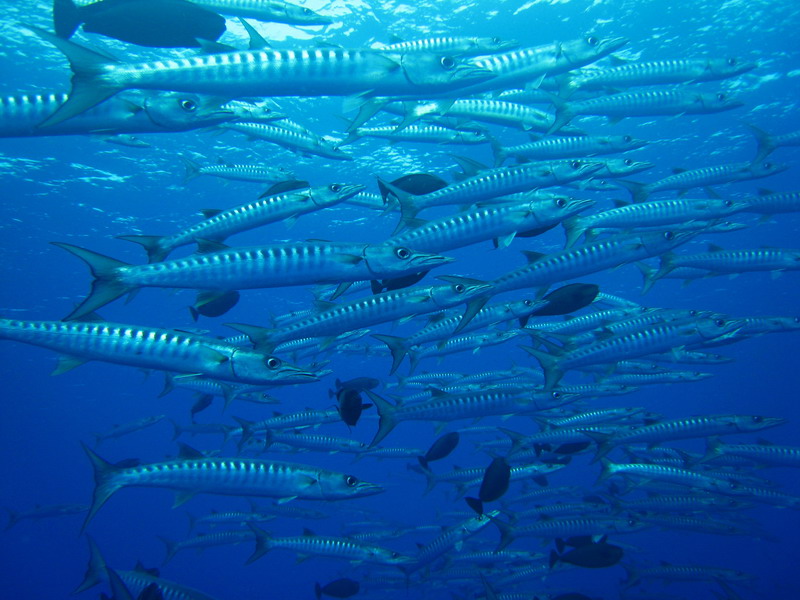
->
[454,284,466,293]
[266,357,282,369]
[716,93,726,101]
[688,310,697,316]
[395,247,411,259]
[714,319,725,327]
[391,551,401,558]
[570,160,581,169]
[556,197,567,208]
[794,317,800,323]
[345,475,359,487]
[491,37,501,44]
[623,135,632,142]
[663,231,675,240]
[303,7,313,14]
[586,36,599,46]
[624,159,633,166]
[627,519,636,526]
[552,391,562,399]
[724,199,733,207]
[524,300,533,306]
[329,183,342,192]
[440,56,456,70]
[180,99,197,112]
[542,170,552,176]
[752,415,763,423]
[763,162,772,169]
[727,57,737,65]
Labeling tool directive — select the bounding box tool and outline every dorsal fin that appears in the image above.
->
[259,180,310,198]
[196,239,229,253]
[200,209,223,219]
[177,443,205,460]
[521,250,547,264]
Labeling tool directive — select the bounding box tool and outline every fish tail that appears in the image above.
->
[52,0,81,39]
[116,235,169,263]
[697,436,722,465]
[634,262,658,295]
[519,345,563,390]
[180,157,203,184]
[365,391,399,448]
[596,458,615,485]
[489,138,507,167]
[652,252,676,282]
[225,322,275,353]
[492,516,514,551]
[376,177,420,233]
[51,242,132,320]
[158,536,179,566]
[744,122,775,165]
[615,179,648,203]
[245,523,272,564]
[561,216,586,249]
[233,417,256,451]
[548,549,561,569]
[3,507,20,531]
[546,95,572,135]
[371,334,407,375]
[314,582,322,600]
[582,430,614,463]
[81,443,123,532]
[27,26,122,128]
[415,457,438,495]
[73,535,108,594]
[160,374,176,399]
[169,418,183,441]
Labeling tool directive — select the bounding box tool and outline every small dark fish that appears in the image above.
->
[372,271,429,294]
[190,290,240,320]
[550,537,624,569]
[531,283,600,316]
[336,389,365,427]
[54,0,227,48]
[377,173,449,203]
[190,394,213,421]
[419,432,460,468]
[466,456,510,514]
[315,578,360,599]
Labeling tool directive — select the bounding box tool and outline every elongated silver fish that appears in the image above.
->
[747,123,800,163]
[188,0,332,25]
[218,121,354,160]
[180,157,294,185]
[377,36,518,56]
[494,134,648,165]
[82,444,383,529]
[654,244,800,280]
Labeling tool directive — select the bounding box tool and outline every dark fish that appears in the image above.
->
[190,394,213,421]
[550,536,624,569]
[372,271,429,294]
[53,0,227,48]
[530,283,600,316]
[336,389,365,427]
[466,456,510,514]
[377,173,449,203]
[190,290,240,320]
[419,432,460,468]
[333,377,380,392]
[315,578,360,599]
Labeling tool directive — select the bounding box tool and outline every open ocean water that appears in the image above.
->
[1,0,799,599]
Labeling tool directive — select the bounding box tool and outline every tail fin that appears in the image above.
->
[519,345,563,390]
[365,391,399,448]
[371,334,407,375]
[596,458,615,485]
[159,536,179,565]
[225,323,276,353]
[73,535,108,594]
[181,157,203,184]
[27,26,122,127]
[3,507,20,531]
[635,262,658,295]
[745,123,775,165]
[562,216,586,249]
[53,0,82,38]
[490,138,507,167]
[615,179,648,203]
[414,457,439,495]
[51,242,132,320]
[245,523,272,564]
[697,436,723,465]
[376,177,421,233]
[81,443,124,532]
[651,252,676,282]
[581,430,615,463]
[545,95,573,135]
[116,235,170,263]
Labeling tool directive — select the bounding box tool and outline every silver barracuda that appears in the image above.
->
[0,317,314,385]
[118,182,364,263]
[377,36,518,55]
[404,330,523,373]
[597,371,714,386]
[524,315,745,389]
[188,0,332,25]
[247,525,410,565]
[263,430,368,455]
[495,134,648,166]
[93,414,166,446]
[562,57,757,92]
[740,189,800,216]
[380,160,602,222]
[494,515,647,551]
[618,160,788,202]
[161,529,255,565]
[623,563,755,587]
[653,245,800,280]
[55,240,452,320]
[180,158,294,185]
[31,27,494,127]
[747,123,800,163]
[563,197,751,248]
[81,444,383,529]
[0,91,235,137]
[701,438,800,468]
[226,278,492,353]
[548,89,743,134]
[218,121,354,160]
[341,123,490,146]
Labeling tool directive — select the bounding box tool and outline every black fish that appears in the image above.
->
[336,389,365,427]
[377,173,449,203]
[419,432,460,468]
[190,394,213,421]
[53,0,227,48]
[550,536,624,569]
[190,290,240,320]
[372,271,428,294]
[466,456,510,514]
[530,283,600,317]
[315,578,360,599]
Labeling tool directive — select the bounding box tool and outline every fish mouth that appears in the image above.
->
[599,36,629,53]
[278,368,320,382]
[411,253,456,269]
[570,198,596,212]
[453,62,497,82]
[355,482,385,496]
[338,184,367,199]
[757,416,787,428]
[464,283,495,296]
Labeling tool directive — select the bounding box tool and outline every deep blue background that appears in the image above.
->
[1,1,799,598]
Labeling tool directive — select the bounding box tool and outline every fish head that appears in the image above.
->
[277,4,332,25]
[609,134,649,151]
[693,315,747,341]
[558,35,629,65]
[548,159,604,183]
[639,229,696,253]
[706,56,758,77]
[310,183,366,207]
[399,53,496,90]
[531,194,595,222]
[468,36,520,54]
[749,160,789,177]
[230,350,319,385]
[697,91,744,112]
[701,221,749,234]
[143,93,235,129]
[454,125,492,144]
[733,415,787,431]
[224,99,286,123]
[363,244,454,277]
[507,298,548,319]
[431,277,494,306]
[604,158,655,176]
[317,472,384,499]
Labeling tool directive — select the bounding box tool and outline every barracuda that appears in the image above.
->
[161,529,255,565]
[544,407,646,428]
[0,317,312,384]
[747,123,800,163]
[701,438,800,467]
[618,160,787,202]
[564,57,756,92]
[654,245,800,280]
[563,197,750,248]
[342,123,489,146]
[486,229,695,302]
[529,307,651,336]
[264,430,368,455]
[380,160,602,223]
[188,0,332,25]
[0,91,234,137]
[31,27,493,127]
[389,195,594,252]
[218,121,354,160]
[247,525,410,565]
[81,444,383,529]
[229,408,343,446]
[567,308,712,345]
[548,89,743,134]
[623,563,755,587]
[585,414,785,461]
[180,158,293,185]
[740,189,800,216]
[598,371,714,386]
[524,315,745,389]
[495,515,646,551]
[378,36,518,55]
[495,134,648,166]
[55,240,451,320]
[118,183,364,263]
[227,278,492,354]
[406,330,522,374]
[598,459,736,492]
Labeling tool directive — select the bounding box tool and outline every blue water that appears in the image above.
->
[1,1,799,598]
